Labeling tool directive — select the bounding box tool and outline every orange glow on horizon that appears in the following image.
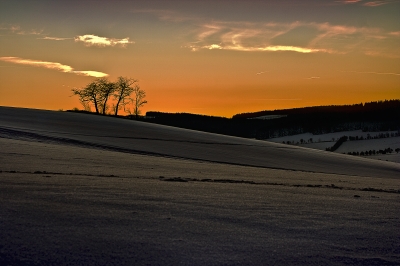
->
[1,1,399,117]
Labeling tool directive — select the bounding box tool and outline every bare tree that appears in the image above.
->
[97,78,116,115]
[72,81,101,114]
[72,76,146,117]
[72,78,116,115]
[127,85,147,119]
[113,77,137,116]
[79,97,91,112]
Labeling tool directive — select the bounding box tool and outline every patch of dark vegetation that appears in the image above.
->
[3,170,398,194]
[66,109,94,114]
[212,179,257,184]
[306,184,322,187]
[160,176,258,184]
[157,176,399,194]
[3,170,119,178]
[327,183,343,189]
[361,187,400,193]
[34,170,47,174]
[162,177,189,182]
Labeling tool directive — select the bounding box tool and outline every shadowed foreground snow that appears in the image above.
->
[0,107,399,265]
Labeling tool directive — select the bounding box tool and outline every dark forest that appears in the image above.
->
[146,100,400,139]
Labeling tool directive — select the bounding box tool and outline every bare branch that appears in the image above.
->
[113,76,138,116]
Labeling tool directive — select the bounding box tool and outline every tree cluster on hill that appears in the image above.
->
[146,100,400,139]
[71,77,147,118]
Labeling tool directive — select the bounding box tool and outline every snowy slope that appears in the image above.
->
[0,106,398,178]
[336,137,400,153]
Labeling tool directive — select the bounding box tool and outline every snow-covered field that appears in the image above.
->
[268,130,398,143]
[268,130,400,163]
[1,107,399,265]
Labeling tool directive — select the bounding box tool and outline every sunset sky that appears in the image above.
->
[1,0,399,117]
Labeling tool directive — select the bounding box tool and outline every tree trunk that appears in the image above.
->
[114,98,122,116]
[93,98,99,114]
[102,99,108,115]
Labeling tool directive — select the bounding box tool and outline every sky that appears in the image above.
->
[0,0,399,117]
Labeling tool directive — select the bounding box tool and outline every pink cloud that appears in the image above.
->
[363,1,390,6]
[389,31,400,37]
[337,0,363,4]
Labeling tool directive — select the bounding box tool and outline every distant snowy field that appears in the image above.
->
[268,130,400,163]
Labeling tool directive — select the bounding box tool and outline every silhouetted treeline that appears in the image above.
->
[145,112,252,137]
[146,100,400,139]
[233,100,400,119]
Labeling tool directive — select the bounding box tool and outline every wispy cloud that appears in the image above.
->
[201,43,326,53]
[257,98,302,101]
[74,34,133,47]
[0,25,133,49]
[132,9,196,22]
[336,0,362,4]
[39,36,72,41]
[185,20,397,57]
[363,1,392,6]
[343,70,400,76]
[0,57,108,77]
[389,31,400,37]
[0,24,43,35]
[0,57,73,72]
[188,21,327,53]
[71,71,109,77]
[137,7,398,57]
[256,71,268,75]
[336,0,394,6]
[258,46,325,53]
[305,76,321,79]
